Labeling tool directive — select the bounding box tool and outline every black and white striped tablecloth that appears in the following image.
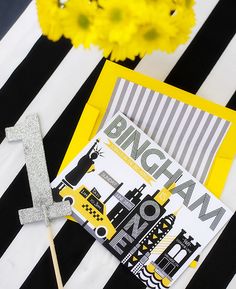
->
[0,1,235,289]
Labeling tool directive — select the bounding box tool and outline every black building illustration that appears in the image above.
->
[138,229,201,288]
[107,184,145,228]
[104,185,172,260]
[52,139,101,201]
[136,229,201,288]
[123,211,177,274]
[153,229,201,279]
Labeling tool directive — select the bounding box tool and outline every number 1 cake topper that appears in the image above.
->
[5,114,72,289]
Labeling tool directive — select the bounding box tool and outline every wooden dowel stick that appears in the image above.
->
[47,223,64,289]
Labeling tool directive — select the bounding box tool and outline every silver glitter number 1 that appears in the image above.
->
[6,114,71,225]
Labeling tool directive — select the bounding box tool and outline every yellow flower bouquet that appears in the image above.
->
[36,0,196,61]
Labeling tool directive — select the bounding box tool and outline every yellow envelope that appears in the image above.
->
[59,60,236,199]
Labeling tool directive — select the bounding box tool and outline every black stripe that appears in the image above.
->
[186,213,236,289]
[103,265,145,289]
[226,90,236,110]
[116,55,141,70]
[0,58,106,259]
[0,36,71,142]
[0,0,31,40]
[165,0,236,94]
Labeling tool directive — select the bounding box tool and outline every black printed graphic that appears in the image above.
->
[52,139,102,200]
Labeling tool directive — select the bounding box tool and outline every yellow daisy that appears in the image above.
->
[95,0,146,60]
[62,0,98,48]
[134,0,195,55]
[99,38,140,61]
[36,0,64,41]
[97,0,145,44]
[135,2,177,56]
[36,0,196,60]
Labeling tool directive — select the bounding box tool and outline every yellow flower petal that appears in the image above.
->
[36,0,196,60]
[61,0,98,48]
[36,0,64,41]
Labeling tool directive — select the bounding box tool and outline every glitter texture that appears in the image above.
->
[6,114,72,225]
[18,201,71,225]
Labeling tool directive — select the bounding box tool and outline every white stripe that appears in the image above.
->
[0,47,102,199]
[197,34,236,106]
[0,219,65,289]
[135,0,220,80]
[0,139,25,197]
[0,1,41,89]
[216,160,236,212]
[226,274,236,289]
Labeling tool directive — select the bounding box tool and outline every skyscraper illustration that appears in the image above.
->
[107,184,145,228]
[104,184,173,260]
[123,211,177,274]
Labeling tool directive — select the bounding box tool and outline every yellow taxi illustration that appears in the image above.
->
[60,185,116,240]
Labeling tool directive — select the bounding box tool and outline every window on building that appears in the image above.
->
[174,249,187,263]
[158,257,169,269]
[168,244,181,258]
[165,263,175,274]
